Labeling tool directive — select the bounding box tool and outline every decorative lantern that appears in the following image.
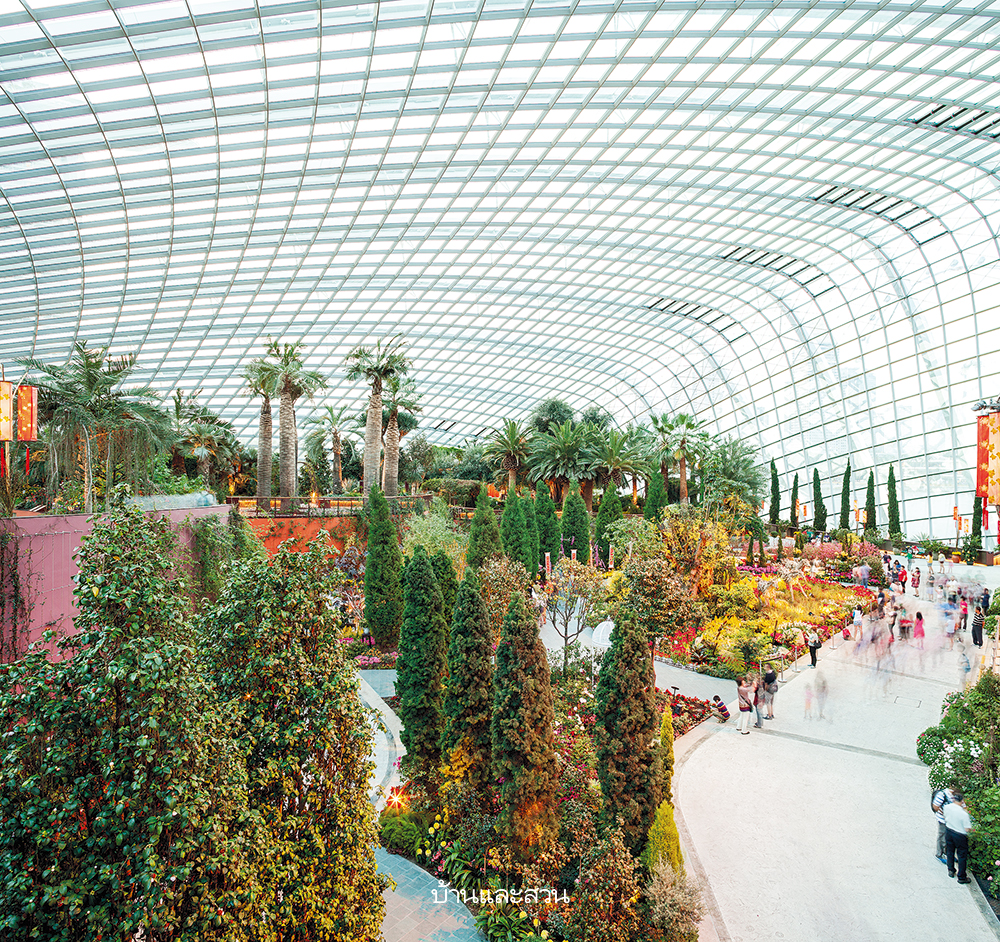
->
[17,385,37,442]
[0,381,12,442]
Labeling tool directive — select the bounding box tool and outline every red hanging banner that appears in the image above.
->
[988,413,1000,505]
[978,415,990,498]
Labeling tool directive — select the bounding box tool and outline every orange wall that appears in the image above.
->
[246,515,357,556]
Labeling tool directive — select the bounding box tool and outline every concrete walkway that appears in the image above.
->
[674,582,1000,942]
[358,678,483,942]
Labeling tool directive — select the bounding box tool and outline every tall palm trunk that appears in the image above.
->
[331,428,343,495]
[508,467,517,494]
[631,473,638,502]
[581,478,595,514]
[278,383,295,513]
[384,412,400,497]
[363,380,383,498]
[82,426,93,515]
[257,395,272,512]
[679,453,688,505]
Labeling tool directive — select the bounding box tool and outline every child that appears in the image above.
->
[711,695,730,723]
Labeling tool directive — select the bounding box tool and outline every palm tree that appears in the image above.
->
[382,376,421,497]
[344,336,409,499]
[18,341,169,514]
[484,418,529,494]
[700,437,765,510]
[623,423,654,503]
[591,427,648,493]
[242,359,281,511]
[264,339,327,512]
[306,404,352,495]
[184,421,229,484]
[651,412,710,505]
[528,420,594,505]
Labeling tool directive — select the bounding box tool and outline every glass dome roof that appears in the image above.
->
[1,0,998,540]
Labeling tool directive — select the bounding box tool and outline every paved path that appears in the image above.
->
[358,678,483,942]
[674,589,1000,942]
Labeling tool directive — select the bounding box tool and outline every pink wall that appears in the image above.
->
[1,505,228,662]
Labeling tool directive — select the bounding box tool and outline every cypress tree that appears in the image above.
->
[535,484,561,572]
[396,545,448,787]
[442,569,493,794]
[523,493,540,579]
[643,471,667,524]
[887,465,902,541]
[466,485,503,569]
[594,608,662,854]
[865,469,877,539]
[364,486,403,649]
[594,485,625,568]
[492,592,558,858]
[768,459,780,527]
[430,549,459,627]
[969,495,984,563]
[560,484,592,564]
[839,461,851,531]
[660,698,675,803]
[812,468,828,532]
[789,472,799,529]
[500,492,530,575]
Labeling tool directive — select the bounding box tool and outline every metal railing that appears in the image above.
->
[226,494,434,517]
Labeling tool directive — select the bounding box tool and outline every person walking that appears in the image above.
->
[983,587,991,613]
[957,643,971,691]
[737,677,754,735]
[815,673,829,719]
[753,675,764,728]
[914,611,925,649]
[911,567,921,598]
[944,791,973,883]
[932,786,953,863]
[807,628,821,668]
[763,665,778,719]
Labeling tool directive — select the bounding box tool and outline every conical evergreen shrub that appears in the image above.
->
[812,468,828,532]
[594,608,662,854]
[887,465,902,543]
[535,484,561,571]
[364,486,403,648]
[839,461,852,531]
[644,472,667,523]
[492,592,558,858]
[523,493,540,579]
[430,549,459,626]
[441,568,493,794]
[500,492,530,574]
[561,484,592,564]
[396,545,448,788]
[769,459,780,526]
[660,702,675,803]
[595,485,624,568]
[864,470,877,540]
[467,485,503,569]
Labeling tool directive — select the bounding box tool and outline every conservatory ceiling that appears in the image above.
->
[2,0,1000,533]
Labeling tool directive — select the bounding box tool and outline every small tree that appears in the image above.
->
[967,495,984,564]
[492,592,558,858]
[396,545,448,788]
[430,548,459,627]
[479,554,531,643]
[535,483,561,571]
[561,483,592,564]
[839,460,852,531]
[523,492,540,578]
[641,800,684,874]
[887,464,903,544]
[441,569,494,795]
[660,702,675,802]
[864,469,878,541]
[467,485,503,569]
[789,472,799,529]
[500,492,532,576]
[546,557,606,673]
[594,485,624,568]
[364,486,404,648]
[564,829,645,942]
[594,608,662,854]
[768,458,780,527]
[812,468,828,532]
[644,471,668,523]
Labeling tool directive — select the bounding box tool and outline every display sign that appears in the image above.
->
[977,412,1000,504]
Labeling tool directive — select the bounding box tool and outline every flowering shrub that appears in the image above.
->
[355,649,399,669]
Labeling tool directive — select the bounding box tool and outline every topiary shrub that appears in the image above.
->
[380,815,425,856]
[365,486,404,648]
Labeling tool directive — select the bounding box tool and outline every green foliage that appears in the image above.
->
[641,800,684,874]
[534,484,561,570]
[644,471,668,523]
[768,459,780,527]
[606,515,662,564]
[660,706,675,803]
[865,469,877,535]
[0,502,260,941]
[479,554,531,643]
[839,461,851,531]
[594,486,624,568]
[442,569,494,795]
[969,785,1000,894]
[191,507,265,603]
[560,485,591,564]
[812,468,828,532]
[200,534,387,939]
[402,496,468,573]
[430,548,459,626]
[424,478,483,506]
[789,472,799,528]
[467,485,504,569]
[594,608,662,853]
[0,523,30,662]
[492,592,558,858]
[364,486,404,648]
[396,545,448,789]
[887,464,902,542]
[645,858,703,941]
[624,556,706,650]
[379,815,425,856]
[522,493,540,578]
[965,496,984,564]
[500,493,532,576]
